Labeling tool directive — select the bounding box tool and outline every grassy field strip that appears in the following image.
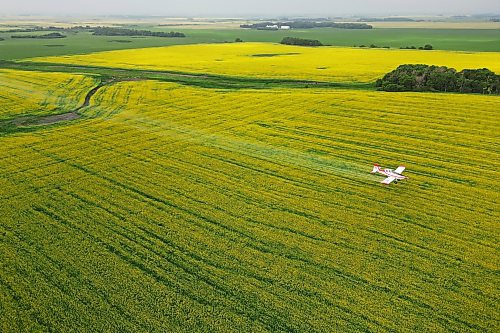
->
[1,76,498,331]
[32,43,500,83]
[2,27,500,62]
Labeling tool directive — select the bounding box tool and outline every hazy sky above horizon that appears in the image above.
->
[3,0,500,16]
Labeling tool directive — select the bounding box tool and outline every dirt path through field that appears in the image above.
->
[11,82,105,127]
[12,77,143,127]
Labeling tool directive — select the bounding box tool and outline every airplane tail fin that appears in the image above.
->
[371,164,380,174]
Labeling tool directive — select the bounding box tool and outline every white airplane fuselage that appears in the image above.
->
[371,165,408,180]
[374,168,407,180]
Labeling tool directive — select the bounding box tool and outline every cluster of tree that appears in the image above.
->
[240,21,372,29]
[356,44,433,50]
[356,44,391,49]
[281,37,323,47]
[376,64,500,94]
[11,32,66,39]
[0,37,4,41]
[221,39,244,43]
[91,27,185,38]
[400,44,433,50]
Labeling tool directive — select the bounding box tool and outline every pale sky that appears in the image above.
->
[3,0,500,16]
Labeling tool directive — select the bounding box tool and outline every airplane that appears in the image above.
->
[371,164,408,185]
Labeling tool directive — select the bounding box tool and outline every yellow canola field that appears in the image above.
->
[1,79,499,331]
[33,42,500,82]
[0,69,97,120]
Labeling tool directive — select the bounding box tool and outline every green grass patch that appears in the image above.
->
[1,28,499,60]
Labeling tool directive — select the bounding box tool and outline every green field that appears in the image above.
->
[1,27,500,60]
[175,28,500,51]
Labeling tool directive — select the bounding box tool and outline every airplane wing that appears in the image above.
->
[381,176,396,185]
[394,166,406,174]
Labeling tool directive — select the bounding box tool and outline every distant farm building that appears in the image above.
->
[280,26,291,30]
[266,25,279,29]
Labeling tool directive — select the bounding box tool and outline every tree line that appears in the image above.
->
[400,44,433,50]
[92,27,185,38]
[280,37,323,47]
[358,17,417,22]
[11,33,66,39]
[241,21,372,30]
[6,26,185,38]
[7,26,91,33]
[376,64,500,94]
[354,44,433,50]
